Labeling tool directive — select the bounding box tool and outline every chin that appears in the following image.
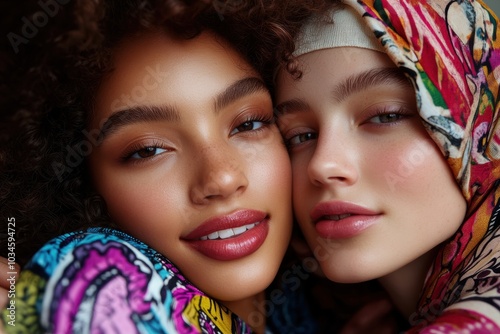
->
[216,259,282,301]
[216,274,275,302]
[320,261,379,284]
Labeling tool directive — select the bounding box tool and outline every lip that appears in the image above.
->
[310,201,380,239]
[183,209,269,261]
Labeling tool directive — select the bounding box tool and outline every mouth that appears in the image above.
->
[184,209,270,261]
[311,201,380,239]
[311,201,377,224]
[319,214,353,222]
[199,222,259,240]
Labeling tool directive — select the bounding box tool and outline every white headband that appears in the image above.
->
[294,5,385,57]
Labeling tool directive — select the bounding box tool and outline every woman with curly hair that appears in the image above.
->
[262,0,500,331]
[0,0,339,333]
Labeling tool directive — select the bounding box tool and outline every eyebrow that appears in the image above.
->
[333,67,412,103]
[275,67,412,116]
[97,77,269,142]
[98,104,180,141]
[214,77,269,112]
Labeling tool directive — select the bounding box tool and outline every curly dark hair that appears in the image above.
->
[0,0,334,266]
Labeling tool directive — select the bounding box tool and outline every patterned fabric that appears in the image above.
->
[344,0,500,331]
[1,228,252,333]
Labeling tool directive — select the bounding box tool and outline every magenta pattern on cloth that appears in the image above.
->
[0,228,251,333]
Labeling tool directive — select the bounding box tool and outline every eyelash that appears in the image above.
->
[284,130,316,150]
[283,107,414,150]
[119,114,274,164]
[230,114,275,136]
[121,139,168,163]
[364,106,414,125]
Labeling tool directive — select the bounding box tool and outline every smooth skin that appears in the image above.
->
[86,31,400,332]
[275,47,467,317]
[0,35,403,334]
[88,30,293,329]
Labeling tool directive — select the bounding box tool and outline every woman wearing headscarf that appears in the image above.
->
[272,0,500,331]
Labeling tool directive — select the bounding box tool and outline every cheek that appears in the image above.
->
[371,137,442,194]
[233,127,291,183]
[92,162,186,232]
[102,176,189,250]
[376,136,466,229]
[251,140,291,195]
[290,154,315,227]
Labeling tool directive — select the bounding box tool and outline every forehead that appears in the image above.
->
[93,30,256,121]
[276,47,396,98]
[112,30,251,72]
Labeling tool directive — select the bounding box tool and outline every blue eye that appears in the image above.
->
[369,112,406,124]
[365,105,417,125]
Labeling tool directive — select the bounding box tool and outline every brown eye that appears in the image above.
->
[128,147,167,160]
[237,121,256,132]
[230,119,269,135]
[136,147,157,158]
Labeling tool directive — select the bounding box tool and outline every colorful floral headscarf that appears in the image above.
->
[344,0,500,331]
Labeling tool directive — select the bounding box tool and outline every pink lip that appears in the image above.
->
[183,209,269,261]
[310,201,380,239]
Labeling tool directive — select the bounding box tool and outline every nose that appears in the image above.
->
[190,144,248,204]
[307,132,358,187]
